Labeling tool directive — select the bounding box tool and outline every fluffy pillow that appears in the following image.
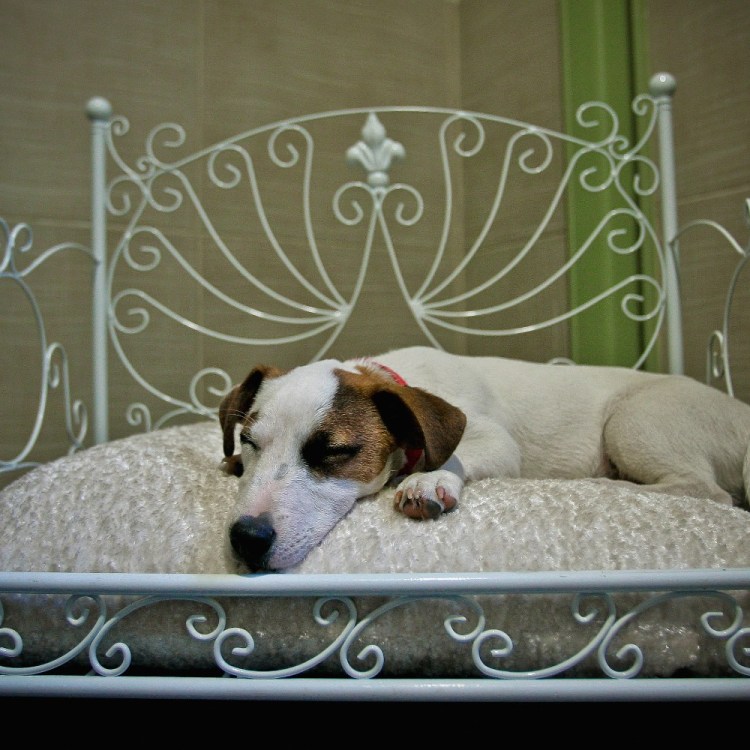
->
[1,421,749,678]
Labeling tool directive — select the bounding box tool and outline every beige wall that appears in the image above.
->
[1,0,748,478]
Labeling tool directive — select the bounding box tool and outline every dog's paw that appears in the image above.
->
[394,470,464,520]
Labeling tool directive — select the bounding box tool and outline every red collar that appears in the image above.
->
[372,361,408,387]
[369,360,423,477]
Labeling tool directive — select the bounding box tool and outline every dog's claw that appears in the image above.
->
[401,496,442,520]
[441,491,457,513]
[397,488,457,520]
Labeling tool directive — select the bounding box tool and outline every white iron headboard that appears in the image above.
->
[75,73,682,450]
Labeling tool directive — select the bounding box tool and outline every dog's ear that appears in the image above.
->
[218,365,284,475]
[372,386,466,470]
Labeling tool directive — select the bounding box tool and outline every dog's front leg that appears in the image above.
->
[394,418,521,520]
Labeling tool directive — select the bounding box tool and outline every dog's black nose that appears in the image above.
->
[229,514,276,570]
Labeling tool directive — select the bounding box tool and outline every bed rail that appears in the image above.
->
[1,569,749,700]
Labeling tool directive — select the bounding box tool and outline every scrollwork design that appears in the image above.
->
[125,403,152,432]
[105,115,155,218]
[122,233,162,272]
[567,95,659,201]
[622,93,659,161]
[574,100,621,152]
[378,183,425,227]
[574,147,617,194]
[602,207,648,257]
[422,205,664,337]
[333,178,425,230]
[1,219,93,472]
[123,368,233,429]
[618,153,660,199]
[0,594,107,675]
[214,596,358,678]
[145,122,188,169]
[671,211,749,396]
[440,113,485,160]
[208,142,252,190]
[142,171,186,214]
[189,368,233,415]
[332,182,371,226]
[88,595,226,677]
[726,626,750,675]
[514,128,554,176]
[339,595,485,679]
[268,123,312,170]
[104,117,196,217]
[46,342,88,454]
[106,174,141,218]
[106,166,186,217]
[472,593,616,679]
[1,220,31,274]
[597,590,744,679]
[96,103,675,429]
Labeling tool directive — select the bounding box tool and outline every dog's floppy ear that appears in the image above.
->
[218,365,284,476]
[372,386,466,470]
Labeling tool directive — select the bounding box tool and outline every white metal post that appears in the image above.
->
[86,96,112,444]
[649,72,683,375]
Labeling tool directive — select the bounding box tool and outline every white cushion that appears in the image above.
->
[2,421,749,678]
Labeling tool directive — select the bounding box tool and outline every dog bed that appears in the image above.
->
[2,420,749,682]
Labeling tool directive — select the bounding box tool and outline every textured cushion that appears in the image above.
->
[1,421,749,678]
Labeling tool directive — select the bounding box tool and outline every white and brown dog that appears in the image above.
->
[219,345,750,572]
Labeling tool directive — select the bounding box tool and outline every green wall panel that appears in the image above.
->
[560,0,658,368]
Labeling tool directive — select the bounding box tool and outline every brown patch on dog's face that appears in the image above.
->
[322,366,466,478]
[305,380,396,482]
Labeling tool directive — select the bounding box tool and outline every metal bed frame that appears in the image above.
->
[2,72,749,701]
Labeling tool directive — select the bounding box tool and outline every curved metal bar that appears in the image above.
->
[217,597,358,679]
[420,126,557,305]
[415,113,485,299]
[472,593,617,679]
[271,124,347,307]
[670,212,749,395]
[0,594,107,676]
[87,595,227,677]
[0,221,92,472]
[207,140,342,310]
[597,590,744,679]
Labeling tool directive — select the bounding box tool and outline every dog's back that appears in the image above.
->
[375,346,750,505]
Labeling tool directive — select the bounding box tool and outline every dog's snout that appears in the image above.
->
[230,514,276,570]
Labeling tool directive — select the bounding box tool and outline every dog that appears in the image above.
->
[218,345,750,572]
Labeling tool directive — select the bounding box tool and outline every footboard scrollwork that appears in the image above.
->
[1,570,749,699]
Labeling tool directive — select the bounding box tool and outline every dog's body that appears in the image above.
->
[219,346,750,571]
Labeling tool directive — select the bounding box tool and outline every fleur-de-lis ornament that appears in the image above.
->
[346,112,405,187]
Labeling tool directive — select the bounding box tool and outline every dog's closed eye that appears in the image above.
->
[240,433,258,451]
[302,433,361,473]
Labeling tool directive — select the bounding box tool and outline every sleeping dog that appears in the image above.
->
[219,345,750,572]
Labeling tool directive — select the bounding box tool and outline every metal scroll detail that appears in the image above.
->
[101,100,668,431]
[0,588,747,679]
[674,198,750,397]
[0,219,93,475]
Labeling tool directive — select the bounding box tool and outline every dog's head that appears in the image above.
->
[218,359,466,571]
